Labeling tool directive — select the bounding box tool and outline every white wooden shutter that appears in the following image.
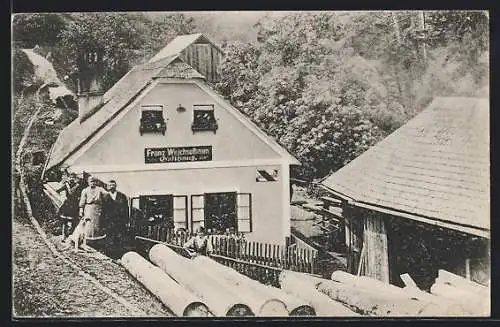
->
[236,193,252,233]
[173,195,188,230]
[191,194,205,232]
[129,197,141,228]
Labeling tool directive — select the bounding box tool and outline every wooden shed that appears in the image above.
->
[148,33,223,84]
[320,97,490,289]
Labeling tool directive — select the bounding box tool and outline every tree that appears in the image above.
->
[12,49,35,94]
[12,13,68,48]
[217,13,386,179]
[215,41,261,109]
[142,13,196,58]
[58,13,146,91]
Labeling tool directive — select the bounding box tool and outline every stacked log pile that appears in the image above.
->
[192,256,316,316]
[122,243,488,318]
[191,256,289,316]
[149,244,254,317]
[285,269,489,317]
[121,252,212,317]
[279,271,358,316]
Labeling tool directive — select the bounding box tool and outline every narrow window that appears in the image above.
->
[192,104,218,133]
[140,105,166,135]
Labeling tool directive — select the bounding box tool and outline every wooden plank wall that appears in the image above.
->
[181,43,222,83]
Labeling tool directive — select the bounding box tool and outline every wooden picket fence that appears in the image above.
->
[209,236,318,287]
[132,224,318,287]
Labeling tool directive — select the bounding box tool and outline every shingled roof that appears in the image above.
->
[321,97,489,237]
[44,55,205,173]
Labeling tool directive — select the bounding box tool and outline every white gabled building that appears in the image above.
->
[43,33,300,245]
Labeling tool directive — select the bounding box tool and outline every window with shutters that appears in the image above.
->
[190,192,252,234]
[204,192,237,234]
[137,195,174,230]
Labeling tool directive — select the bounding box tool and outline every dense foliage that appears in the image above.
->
[214,11,489,179]
[12,12,196,92]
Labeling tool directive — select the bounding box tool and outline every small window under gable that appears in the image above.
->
[192,104,218,133]
[140,105,166,135]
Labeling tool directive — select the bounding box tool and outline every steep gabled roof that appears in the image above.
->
[44,55,204,173]
[321,97,489,236]
[148,33,223,63]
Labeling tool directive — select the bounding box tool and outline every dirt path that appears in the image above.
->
[13,214,131,317]
[12,211,172,318]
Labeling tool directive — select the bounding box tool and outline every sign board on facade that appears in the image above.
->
[145,146,212,163]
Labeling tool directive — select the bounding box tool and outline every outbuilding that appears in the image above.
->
[320,97,490,289]
[42,33,300,246]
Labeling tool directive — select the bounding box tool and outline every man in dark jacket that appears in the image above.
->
[57,173,83,239]
[104,180,129,260]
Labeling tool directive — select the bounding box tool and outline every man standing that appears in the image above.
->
[104,180,129,260]
[57,173,81,239]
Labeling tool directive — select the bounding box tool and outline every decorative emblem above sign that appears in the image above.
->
[145,146,212,163]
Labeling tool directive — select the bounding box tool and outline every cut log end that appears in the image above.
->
[183,302,213,317]
[258,299,288,316]
[289,305,316,316]
[226,304,254,317]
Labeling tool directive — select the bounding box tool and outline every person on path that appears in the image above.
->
[56,173,82,239]
[103,180,129,260]
[77,175,108,249]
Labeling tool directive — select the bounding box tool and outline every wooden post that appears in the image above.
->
[362,214,389,283]
[417,11,427,62]
[465,259,471,280]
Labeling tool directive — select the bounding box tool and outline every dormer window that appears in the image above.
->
[140,105,166,135]
[192,104,218,133]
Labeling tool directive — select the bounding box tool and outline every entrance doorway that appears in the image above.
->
[204,192,237,234]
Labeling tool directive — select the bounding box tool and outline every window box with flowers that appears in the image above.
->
[140,106,167,135]
[191,105,218,133]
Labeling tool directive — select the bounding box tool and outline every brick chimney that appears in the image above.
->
[77,49,104,123]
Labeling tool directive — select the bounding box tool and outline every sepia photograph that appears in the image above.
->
[11,10,490,318]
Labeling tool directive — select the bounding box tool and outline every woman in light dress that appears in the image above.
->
[64,175,108,251]
[78,175,109,242]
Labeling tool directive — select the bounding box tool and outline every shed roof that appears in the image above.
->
[44,55,205,172]
[321,97,489,236]
[148,33,223,64]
